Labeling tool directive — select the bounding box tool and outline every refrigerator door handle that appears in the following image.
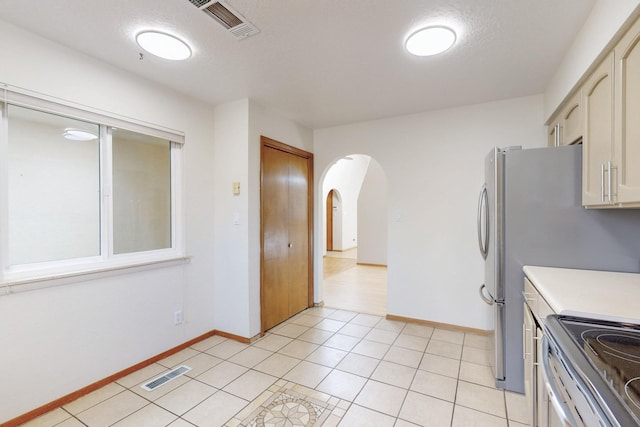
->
[477,185,489,259]
[479,284,494,306]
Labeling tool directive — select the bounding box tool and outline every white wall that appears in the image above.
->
[544,0,640,121]
[212,99,313,338]
[212,99,251,338]
[0,20,217,423]
[322,155,370,251]
[212,99,313,339]
[314,95,547,330]
[357,158,388,265]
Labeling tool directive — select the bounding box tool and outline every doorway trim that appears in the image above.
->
[260,135,314,335]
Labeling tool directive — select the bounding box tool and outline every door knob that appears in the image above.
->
[288,243,293,248]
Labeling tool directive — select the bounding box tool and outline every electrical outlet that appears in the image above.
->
[174,310,183,325]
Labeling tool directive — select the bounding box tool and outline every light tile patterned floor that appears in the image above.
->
[22,307,531,427]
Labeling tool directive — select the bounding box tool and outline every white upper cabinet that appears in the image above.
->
[615,16,640,205]
[581,14,640,208]
[547,115,562,147]
[562,92,582,145]
[582,53,615,206]
[548,91,582,147]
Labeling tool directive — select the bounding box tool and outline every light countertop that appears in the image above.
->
[523,265,640,323]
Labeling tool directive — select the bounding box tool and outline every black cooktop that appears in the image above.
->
[556,315,640,425]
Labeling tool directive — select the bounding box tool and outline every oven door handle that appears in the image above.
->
[540,335,578,426]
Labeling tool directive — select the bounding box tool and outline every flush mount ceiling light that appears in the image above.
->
[136,31,192,60]
[406,26,456,56]
[63,128,98,141]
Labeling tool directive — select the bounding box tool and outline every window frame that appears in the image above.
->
[0,85,186,289]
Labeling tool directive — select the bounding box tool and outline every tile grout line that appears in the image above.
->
[449,347,463,427]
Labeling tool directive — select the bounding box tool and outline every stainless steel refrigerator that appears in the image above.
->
[477,144,640,393]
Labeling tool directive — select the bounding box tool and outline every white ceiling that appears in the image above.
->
[0,0,596,129]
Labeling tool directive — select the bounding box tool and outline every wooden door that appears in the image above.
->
[261,137,313,332]
[262,146,290,330]
[288,152,310,316]
[326,190,334,251]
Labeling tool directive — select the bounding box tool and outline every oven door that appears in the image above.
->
[540,335,580,427]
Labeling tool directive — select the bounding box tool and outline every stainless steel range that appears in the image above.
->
[543,314,640,426]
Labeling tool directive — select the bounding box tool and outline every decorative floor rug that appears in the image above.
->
[238,386,336,427]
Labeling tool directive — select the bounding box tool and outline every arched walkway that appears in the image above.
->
[319,154,388,315]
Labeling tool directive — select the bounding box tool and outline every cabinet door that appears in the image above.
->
[582,53,615,206]
[615,18,640,204]
[547,118,561,147]
[524,304,537,426]
[562,92,582,145]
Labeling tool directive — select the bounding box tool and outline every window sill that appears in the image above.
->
[0,256,191,296]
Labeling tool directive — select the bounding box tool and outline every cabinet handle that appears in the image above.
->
[608,161,613,203]
[555,124,561,147]
[605,162,618,204]
[522,317,536,360]
[288,243,293,248]
[601,163,606,202]
[522,323,526,360]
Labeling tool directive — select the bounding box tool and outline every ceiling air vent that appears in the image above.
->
[187,0,259,39]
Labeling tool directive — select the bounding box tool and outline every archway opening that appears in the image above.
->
[319,154,388,315]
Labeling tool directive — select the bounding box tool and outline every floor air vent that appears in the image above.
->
[141,365,192,391]
[187,0,211,7]
[187,0,259,39]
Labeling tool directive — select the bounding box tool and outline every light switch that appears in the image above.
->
[233,212,240,225]
[232,182,240,195]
